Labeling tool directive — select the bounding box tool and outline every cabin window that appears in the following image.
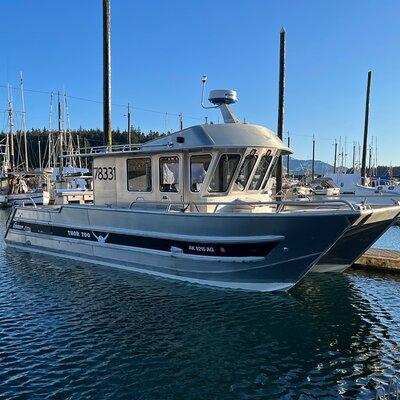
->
[249,152,273,191]
[232,153,258,191]
[190,154,212,192]
[127,157,152,192]
[159,156,180,192]
[208,154,240,193]
[262,155,278,190]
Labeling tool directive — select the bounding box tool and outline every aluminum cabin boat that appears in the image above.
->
[4,90,386,291]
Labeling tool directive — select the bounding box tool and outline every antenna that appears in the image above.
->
[200,75,217,110]
[179,113,183,130]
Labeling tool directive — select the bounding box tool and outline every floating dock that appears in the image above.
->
[354,248,400,272]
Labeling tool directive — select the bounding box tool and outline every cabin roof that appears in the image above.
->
[94,123,293,158]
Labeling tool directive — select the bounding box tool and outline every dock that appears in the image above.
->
[354,248,400,272]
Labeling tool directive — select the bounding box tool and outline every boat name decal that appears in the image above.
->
[67,230,91,239]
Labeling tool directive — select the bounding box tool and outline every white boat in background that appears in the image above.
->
[309,178,341,196]
[323,172,400,205]
[48,166,94,205]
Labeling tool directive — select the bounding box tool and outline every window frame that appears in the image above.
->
[189,153,212,193]
[207,153,242,194]
[126,156,153,193]
[159,155,181,193]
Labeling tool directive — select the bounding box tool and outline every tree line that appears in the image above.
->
[0,127,162,169]
[1,128,399,176]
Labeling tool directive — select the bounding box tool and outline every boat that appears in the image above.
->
[324,171,400,204]
[311,203,400,272]
[4,89,370,292]
[309,178,341,196]
[0,173,50,207]
[282,179,400,273]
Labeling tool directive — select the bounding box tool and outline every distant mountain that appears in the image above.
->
[285,157,346,175]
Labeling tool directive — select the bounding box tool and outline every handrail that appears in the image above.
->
[5,206,16,229]
[19,196,38,209]
[128,198,358,213]
[62,142,169,159]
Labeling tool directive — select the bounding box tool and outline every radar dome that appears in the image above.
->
[208,89,238,106]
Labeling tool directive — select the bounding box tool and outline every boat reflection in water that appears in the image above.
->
[3,243,399,399]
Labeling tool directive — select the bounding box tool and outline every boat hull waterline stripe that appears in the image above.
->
[10,221,280,258]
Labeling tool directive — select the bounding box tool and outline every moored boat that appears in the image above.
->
[4,90,367,291]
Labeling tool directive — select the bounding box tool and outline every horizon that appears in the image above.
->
[1,1,400,166]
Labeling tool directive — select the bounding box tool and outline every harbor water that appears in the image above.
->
[0,209,399,399]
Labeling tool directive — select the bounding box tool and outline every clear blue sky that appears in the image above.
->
[1,0,399,165]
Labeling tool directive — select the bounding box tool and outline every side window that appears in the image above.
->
[232,153,258,191]
[159,156,180,192]
[249,152,273,191]
[190,155,212,192]
[127,158,152,192]
[208,154,240,193]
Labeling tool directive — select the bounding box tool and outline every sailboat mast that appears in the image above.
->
[48,92,54,168]
[64,93,75,167]
[311,135,315,180]
[7,85,15,172]
[38,139,42,171]
[58,91,63,170]
[333,139,337,174]
[20,72,29,171]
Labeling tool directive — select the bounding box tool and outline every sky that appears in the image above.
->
[1,0,400,166]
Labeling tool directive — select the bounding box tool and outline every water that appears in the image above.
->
[0,210,399,399]
[374,225,400,251]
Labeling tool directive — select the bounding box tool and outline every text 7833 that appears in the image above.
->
[94,166,116,180]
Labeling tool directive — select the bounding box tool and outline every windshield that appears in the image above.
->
[249,152,273,191]
[232,154,258,191]
[208,154,240,193]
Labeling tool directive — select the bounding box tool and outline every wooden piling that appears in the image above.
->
[275,28,286,196]
[361,71,372,185]
[103,0,112,147]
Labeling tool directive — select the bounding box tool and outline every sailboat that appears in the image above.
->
[0,75,50,207]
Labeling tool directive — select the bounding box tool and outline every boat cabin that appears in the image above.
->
[92,122,292,209]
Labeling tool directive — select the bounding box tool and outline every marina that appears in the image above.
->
[0,0,400,398]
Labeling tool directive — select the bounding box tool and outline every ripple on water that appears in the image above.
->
[0,211,398,399]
